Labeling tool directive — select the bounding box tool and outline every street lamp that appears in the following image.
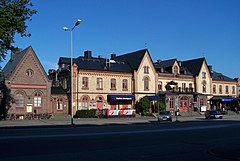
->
[63,19,82,125]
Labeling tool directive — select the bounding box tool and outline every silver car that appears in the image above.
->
[158,111,172,122]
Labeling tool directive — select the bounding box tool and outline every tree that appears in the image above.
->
[135,97,150,115]
[0,0,36,62]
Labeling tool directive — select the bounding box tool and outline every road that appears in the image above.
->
[0,120,240,161]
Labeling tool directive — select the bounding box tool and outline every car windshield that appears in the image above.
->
[159,111,170,115]
[210,110,221,114]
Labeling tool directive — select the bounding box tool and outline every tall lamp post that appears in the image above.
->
[63,19,82,125]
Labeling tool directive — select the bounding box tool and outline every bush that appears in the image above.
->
[74,109,97,118]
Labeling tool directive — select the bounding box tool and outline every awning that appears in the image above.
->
[107,95,135,101]
[210,96,236,102]
[144,95,160,101]
[221,98,234,102]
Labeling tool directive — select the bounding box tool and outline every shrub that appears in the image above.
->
[74,109,97,118]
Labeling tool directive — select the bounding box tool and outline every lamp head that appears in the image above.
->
[63,27,69,31]
[75,19,82,26]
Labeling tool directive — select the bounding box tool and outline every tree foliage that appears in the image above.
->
[0,0,36,62]
[135,97,150,114]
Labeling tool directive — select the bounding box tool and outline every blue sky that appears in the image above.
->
[2,0,240,78]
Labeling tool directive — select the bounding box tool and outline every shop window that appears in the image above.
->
[81,96,89,110]
[57,99,63,110]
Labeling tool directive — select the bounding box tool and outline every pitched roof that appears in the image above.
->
[212,71,235,82]
[3,46,31,79]
[181,58,205,76]
[116,49,147,70]
[58,49,148,73]
[154,59,177,68]
[51,86,67,95]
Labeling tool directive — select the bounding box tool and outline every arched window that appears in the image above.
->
[57,99,63,110]
[202,80,206,93]
[122,79,128,91]
[34,92,42,107]
[213,85,216,94]
[158,81,162,91]
[144,77,149,91]
[15,92,24,107]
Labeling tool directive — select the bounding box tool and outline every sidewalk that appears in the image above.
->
[0,114,239,128]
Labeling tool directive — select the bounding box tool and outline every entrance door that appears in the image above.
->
[180,97,188,112]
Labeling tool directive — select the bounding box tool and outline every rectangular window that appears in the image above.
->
[82,77,89,89]
[110,78,116,90]
[213,85,216,94]
[189,83,193,92]
[219,85,222,94]
[97,78,103,90]
[122,79,128,91]
[144,66,149,74]
[182,83,186,92]
[202,72,206,79]
[158,81,162,91]
[232,86,235,94]
[225,86,229,94]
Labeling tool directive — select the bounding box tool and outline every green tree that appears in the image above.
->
[0,0,36,62]
[135,97,150,115]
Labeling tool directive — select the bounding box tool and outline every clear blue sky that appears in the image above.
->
[2,0,240,78]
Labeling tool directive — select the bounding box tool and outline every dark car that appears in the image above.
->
[205,110,223,119]
[158,111,172,122]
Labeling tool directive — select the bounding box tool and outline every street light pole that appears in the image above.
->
[63,19,82,125]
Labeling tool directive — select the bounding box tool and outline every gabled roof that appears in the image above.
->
[58,49,148,73]
[51,86,67,95]
[116,49,148,70]
[154,59,177,68]
[3,46,31,79]
[181,58,205,76]
[212,71,235,82]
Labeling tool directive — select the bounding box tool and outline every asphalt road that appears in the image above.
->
[0,120,240,161]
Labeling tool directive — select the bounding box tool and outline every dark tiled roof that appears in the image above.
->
[58,49,148,73]
[181,58,205,76]
[212,71,235,82]
[116,49,147,70]
[154,59,177,68]
[51,87,67,95]
[3,46,31,79]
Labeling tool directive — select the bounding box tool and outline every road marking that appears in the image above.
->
[0,124,236,140]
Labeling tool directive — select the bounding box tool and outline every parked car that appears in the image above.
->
[205,110,223,119]
[158,111,172,122]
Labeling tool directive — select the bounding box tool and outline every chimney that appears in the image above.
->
[111,53,116,60]
[10,48,22,61]
[208,65,213,73]
[84,50,92,59]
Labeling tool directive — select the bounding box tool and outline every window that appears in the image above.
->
[25,69,34,77]
[200,98,205,107]
[81,96,89,110]
[202,72,206,79]
[34,92,42,107]
[158,81,162,91]
[232,86,235,94]
[97,78,103,90]
[170,98,174,109]
[122,79,128,90]
[225,86,229,94]
[173,66,178,76]
[15,92,24,107]
[202,81,206,93]
[213,85,216,94]
[110,78,116,90]
[82,77,89,89]
[189,83,193,92]
[144,66,149,74]
[219,85,222,94]
[182,83,186,92]
[144,77,149,91]
[57,99,63,110]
